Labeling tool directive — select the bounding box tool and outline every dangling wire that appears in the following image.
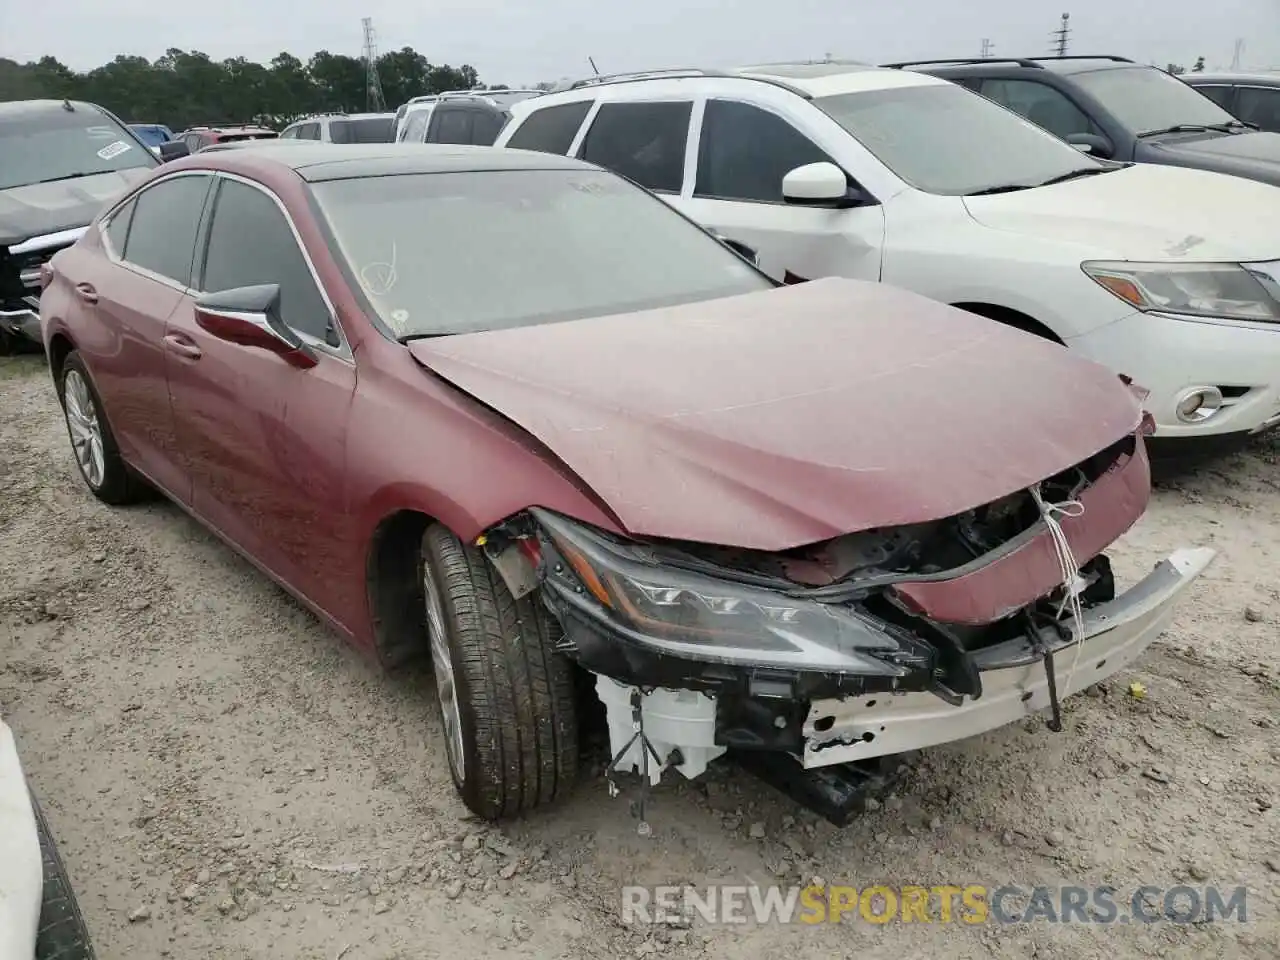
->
[604,688,666,837]
[1030,484,1088,715]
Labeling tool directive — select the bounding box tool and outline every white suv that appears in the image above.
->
[494,63,1280,462]
[280,112,396,143]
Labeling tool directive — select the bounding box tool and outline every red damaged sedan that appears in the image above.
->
[39,144,1213,822]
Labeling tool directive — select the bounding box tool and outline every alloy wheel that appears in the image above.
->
[423,562,466,781]
[63,369,105,489]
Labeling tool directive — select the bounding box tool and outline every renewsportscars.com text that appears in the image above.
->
[621,883,1250,925]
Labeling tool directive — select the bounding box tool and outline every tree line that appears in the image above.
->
[0,48,510,132]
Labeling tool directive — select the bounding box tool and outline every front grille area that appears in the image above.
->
[1,240,74,313]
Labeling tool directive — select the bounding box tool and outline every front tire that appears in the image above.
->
[421,523,579,819]
[58,351,143,505]
[32,793,97,960]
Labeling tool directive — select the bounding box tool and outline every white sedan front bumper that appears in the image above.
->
[801,546,1215,767]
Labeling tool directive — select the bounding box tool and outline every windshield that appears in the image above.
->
[0,109,156,191]
[309,169,770,338]
[130,125,172,147]
[1071,66,1238,135]
[331,117,396,143]
[814,83,1101,196]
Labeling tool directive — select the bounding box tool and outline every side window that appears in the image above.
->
[183,133,203,151]
[428,107,474,145]
[1193,84,1235,110]
[297,123,321,141]
[279,125,298,139]
[1235,87,1280,132]
[694,99,834,203]
[122,175,212,285]
[578,101,692,193]
[199,179,337,347]
[978,79,1096,140]
[471,107,506,145]
[104,199,135,258]
[403,109,430,143]
[504,100,592,154]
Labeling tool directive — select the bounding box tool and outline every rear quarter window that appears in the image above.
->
[504,100,593,154]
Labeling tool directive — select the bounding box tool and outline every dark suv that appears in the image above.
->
[1,99,157,353]
[1183,72,1280,132]
[885,55,1280,187]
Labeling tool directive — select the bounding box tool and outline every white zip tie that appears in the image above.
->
[1030,484,1088,704]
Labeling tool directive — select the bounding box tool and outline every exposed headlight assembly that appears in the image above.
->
[531,509,918,676]
[1082,260,1280,323]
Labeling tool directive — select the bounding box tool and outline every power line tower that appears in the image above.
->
[361,17,385,112]
[1230,38,1245,70]
[1050,13,1071,57]
[980,38,994,59]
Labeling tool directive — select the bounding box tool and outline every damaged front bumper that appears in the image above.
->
[509,437,1213,788]
[800,546,1214,767]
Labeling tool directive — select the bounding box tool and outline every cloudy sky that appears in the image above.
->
[6,0,1278,86]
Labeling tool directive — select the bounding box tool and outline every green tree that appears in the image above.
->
[0,47,484,131]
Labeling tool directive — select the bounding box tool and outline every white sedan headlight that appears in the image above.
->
[1082,261,1280,323]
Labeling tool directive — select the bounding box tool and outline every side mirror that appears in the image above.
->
[193,283,317,369]
[782,161,863,208]
[158,140,190,162]
[709,231,759,266]
[1067,133,1113,159]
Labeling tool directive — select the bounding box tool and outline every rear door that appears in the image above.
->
[165,174,357,609]
[79,172,214,501]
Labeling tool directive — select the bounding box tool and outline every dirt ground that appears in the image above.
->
[0,351,1276,960]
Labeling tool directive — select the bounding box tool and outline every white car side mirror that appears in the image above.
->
[782,161,852,205]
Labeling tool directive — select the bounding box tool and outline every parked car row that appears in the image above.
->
[7,53,1276,832]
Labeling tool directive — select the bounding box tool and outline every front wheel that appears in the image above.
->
[420,523,579,819]
[32,794,97,960]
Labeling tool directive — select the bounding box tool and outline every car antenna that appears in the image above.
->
[61,99,75,112]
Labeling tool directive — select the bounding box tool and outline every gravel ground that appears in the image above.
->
[1,351,1277,960]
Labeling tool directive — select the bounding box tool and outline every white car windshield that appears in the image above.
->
[814,82,1104,196]
[0,110,155,191]
[309,168,770,338]
[1070,66,1239,135]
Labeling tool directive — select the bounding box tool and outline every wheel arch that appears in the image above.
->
[951,302,1066,345]
[47,332,77,389]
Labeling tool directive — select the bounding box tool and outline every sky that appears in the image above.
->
[4,0,1278,87]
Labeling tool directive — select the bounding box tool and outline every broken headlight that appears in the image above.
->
[533,509,911,675]
[1082,260,1280,323]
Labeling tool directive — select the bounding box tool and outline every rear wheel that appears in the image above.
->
[420,523,579,819]
[58,352,145,505]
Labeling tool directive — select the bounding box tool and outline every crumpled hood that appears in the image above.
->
[1143,130,1280,187]
[963,163,1280,262]
[408,279,1144,551]
[0,169,150,248]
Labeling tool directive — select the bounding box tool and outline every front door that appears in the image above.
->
[164,175,358,615]
[679,98,885,283]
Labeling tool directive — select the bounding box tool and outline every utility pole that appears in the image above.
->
[1051,13,1071,57]
[361,17,385,112]
[980,38,994,59]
